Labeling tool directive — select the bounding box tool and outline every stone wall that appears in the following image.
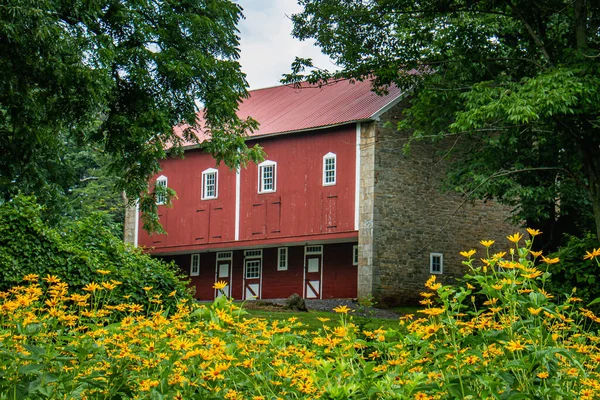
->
[365,101,518,306]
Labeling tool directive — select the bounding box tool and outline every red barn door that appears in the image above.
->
[304,245,323,299]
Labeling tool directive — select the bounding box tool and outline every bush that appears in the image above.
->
[546,233,600,308]
[0,232,599,398]
[0,195,190,316]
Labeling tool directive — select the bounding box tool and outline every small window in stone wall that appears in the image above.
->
[430,253,443,274]
[353,245,359,266]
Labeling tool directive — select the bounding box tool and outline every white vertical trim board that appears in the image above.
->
[235,168,240,241]
[354,123,361,230]
[134,200,139,247]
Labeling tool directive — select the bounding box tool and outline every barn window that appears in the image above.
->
[190,254,200,276]
[277,247,288,271]
[155,175,168,205]
[353,245,359,266]
[245,260,261,279]
[430,253,443,274]
[202,168,218,200]
[258,160,276,193]
[323,152,336,186]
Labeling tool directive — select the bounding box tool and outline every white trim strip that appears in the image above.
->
[369,89,410,120]
[235,168,240,241]
[354,123,361,231]
[134,200,139,247]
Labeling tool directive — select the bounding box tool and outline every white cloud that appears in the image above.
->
[236,0,337,90]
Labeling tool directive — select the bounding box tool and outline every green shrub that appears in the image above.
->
[0,195,190,315]
[546,233,600,308]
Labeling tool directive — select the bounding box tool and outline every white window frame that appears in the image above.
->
[430,253,443,274]
[353,245,359,266]
[323,152,337,186]
[190,254,200,276]
[201,168,218,200]
[244,249,262,259]
[245,259,261,279]
[258,160,277,193]
[155,175,168,205]
[305,245,323,255]
[277,247,288,271]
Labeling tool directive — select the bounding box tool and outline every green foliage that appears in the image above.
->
[0,196,190,314]
[0,0,263,230]
[1,236,600,398]
[546,233,600,308]
[288,0,600,247]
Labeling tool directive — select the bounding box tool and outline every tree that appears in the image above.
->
[0,0,262,231]
[287,0,600,248]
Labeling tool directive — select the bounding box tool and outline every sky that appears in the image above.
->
[236,0,337,90]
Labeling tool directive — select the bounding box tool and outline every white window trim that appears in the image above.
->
[305,245,323,255]
[201,168,218,200]
[430,253,443,274]
[190,254,200,277]
[155,175,168,205]
[353,245,359,266]
[277,247,288,271]
[323,152,337,186]
[258,160,277,194]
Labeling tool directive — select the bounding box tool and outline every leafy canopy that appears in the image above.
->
[288,0,600,248]
[0,0,262,231]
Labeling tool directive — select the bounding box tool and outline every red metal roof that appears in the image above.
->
[175,79,405,145]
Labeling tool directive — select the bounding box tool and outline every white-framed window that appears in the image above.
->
[244,249,262,259]
[217,251,232,260]
[155,175,168,205]
[323,152,336,186]
[277,247,288,271]
[202,168,218,200]
[430,253,443,274]
[353,245,359,266]
[305,245,323,255]
[258,160,276,193]
[245,260,261,279]
[190,254,200,276]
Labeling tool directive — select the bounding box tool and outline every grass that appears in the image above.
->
[242,308,401,331]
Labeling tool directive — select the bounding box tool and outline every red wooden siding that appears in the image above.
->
[162,243,357,301]
[138,124,357,252]
[239,125,356,242]
[138,151,237,249]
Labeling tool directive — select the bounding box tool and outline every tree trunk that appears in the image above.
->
[583,148,600,244]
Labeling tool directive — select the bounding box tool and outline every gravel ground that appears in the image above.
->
[248,298,402,320]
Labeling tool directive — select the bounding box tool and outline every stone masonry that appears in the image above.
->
[358,100,518,306]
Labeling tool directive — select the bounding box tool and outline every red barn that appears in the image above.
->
[127,79,515,305]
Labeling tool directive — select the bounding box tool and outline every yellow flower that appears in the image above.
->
[505,340,526,352]
[526,228,542,237]
[507,233,523,243]
[537,371,549,379]
[541,255,560,264]
[96,269,111,275]
[333,305,352,314]
[168,290,177,297]
[528,307,543,315]
[492,252,506,260]
[529,250,543,257]
[418,307,445,316]
[480,240,495,247]
[83,282,102,292]
[23,274,39,282]
[317,317,330,322]
[460,249,477,258]
[213,281,228,290]
[143,286,153,291]
[583,248,600,260]
[43,275,61,284]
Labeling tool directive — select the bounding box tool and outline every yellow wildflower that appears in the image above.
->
[213,281,228,290]
[96,269,111,275]
[526,228,542,237]
[583,248,600,260]
[529,250,543,257]
[505,340,526,352]
[537,371,549,379]
[333,305,352,314]
[541,255,559,264]
[507,233,523,243]
[528,307,543,315]
[460,249,477,258]
[83,282,102,292]
[480,240,495,247]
